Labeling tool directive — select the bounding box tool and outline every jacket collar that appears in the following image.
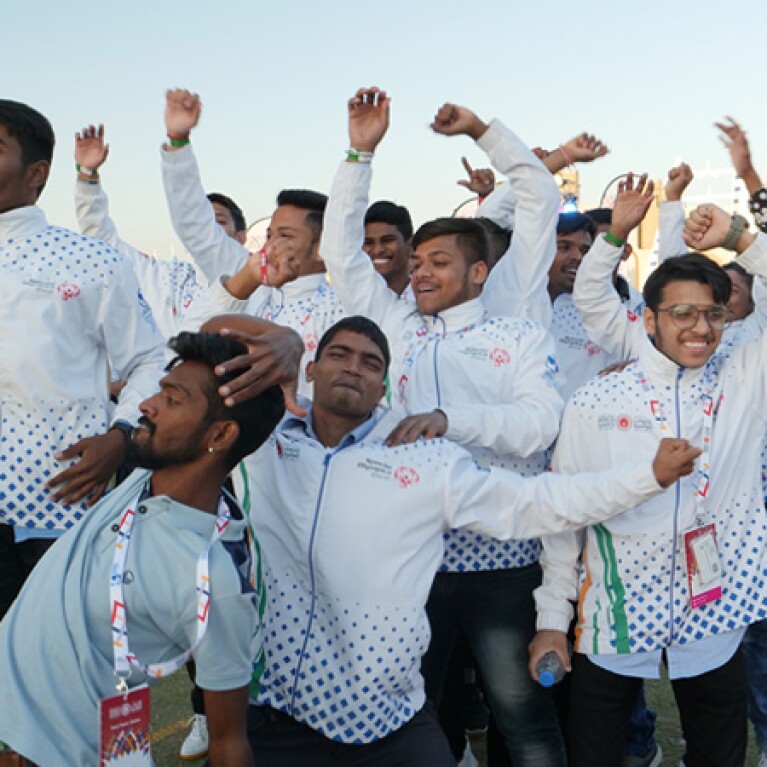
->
[275,272,328,301]
[636,333,707,386]
[0,205,48,246]
[423,296,486,334]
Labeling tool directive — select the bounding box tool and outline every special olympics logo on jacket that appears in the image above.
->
[57,282,81,301]
[489,347,511,367]
[393,466,420,488]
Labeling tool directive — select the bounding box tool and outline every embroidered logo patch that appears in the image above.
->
[393,466,420,488]
[489,348,511,367]
[617,415,633,431]
[584,340,602,357]
[57,282,81,300]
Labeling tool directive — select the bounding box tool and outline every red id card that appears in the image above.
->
[98,684,151,766]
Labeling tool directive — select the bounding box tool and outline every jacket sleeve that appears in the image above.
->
[99,254,166,426]
[177,277,268,333]
[161,144,248,283]
[657,201,687,261]
[319,160,411,329]
[441,321,563,457]
[442,444,663,546]
[572,234,647,360]
[727,233,767,409]
[477,120,560,329]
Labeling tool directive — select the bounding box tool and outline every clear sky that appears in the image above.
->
[4,0,766,256]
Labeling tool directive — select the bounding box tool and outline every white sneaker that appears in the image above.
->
[179,714,208,761]
[458,739,479,767]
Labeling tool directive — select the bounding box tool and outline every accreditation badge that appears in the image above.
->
[98,684,151,766]
[684,523,723,609]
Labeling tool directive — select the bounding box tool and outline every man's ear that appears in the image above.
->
[305,360,316,383]
[643,306,656,337]
[207,420,240,455]
[27,160,50,200]
[471,260,489,288]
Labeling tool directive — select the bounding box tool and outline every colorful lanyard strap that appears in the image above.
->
[632,365,719,526]
[110,486,231,692]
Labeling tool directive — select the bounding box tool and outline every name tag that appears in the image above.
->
[99,684,151,766]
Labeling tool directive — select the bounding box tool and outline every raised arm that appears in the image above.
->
[658,162,693,260]
[319,87,410,326]
[573,173,655,359]
[162,88,248,283]
[477,131,608,326]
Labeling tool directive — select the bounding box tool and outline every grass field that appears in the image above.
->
[149,673,760,766]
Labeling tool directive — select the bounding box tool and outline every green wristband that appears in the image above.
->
[168,136,190,148]
[604,230,626,248]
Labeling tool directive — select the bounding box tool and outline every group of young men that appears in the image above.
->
[0,85,766,767]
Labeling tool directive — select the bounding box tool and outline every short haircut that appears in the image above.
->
[557,211,596,239]
[412,217,489,266]
[475,217,512,260]
[643,253,732,312]
[167,332,285,470]
[365,200,414,241]
[723,261,754,291]
[315,316,391,375]
[276,189,328,240]
[207,192,246,233]
[0,100,55,195]
[585,207,612,228]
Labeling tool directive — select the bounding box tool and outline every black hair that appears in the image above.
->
[276,189,328,240]
[0,99,55,196]
[643,253,732,312]
[723,261,754,291]
[474,217,512,264]
[365,200,414,241]
[412,217,489,265]
[557,211,596,239]
[207,192,246,233]
[585,207,612,228]
[167,332,284,470]
[314,316,391,375]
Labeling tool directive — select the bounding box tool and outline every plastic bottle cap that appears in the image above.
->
[538,670,556,688]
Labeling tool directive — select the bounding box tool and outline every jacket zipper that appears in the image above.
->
[289,451,332,714]
[668,367,684,645]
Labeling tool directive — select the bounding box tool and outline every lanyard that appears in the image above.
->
[397,312,488,405]
[633,365,720,525]
[110,486,231,692]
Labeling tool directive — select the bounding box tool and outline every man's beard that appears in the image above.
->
[126,417,208,470]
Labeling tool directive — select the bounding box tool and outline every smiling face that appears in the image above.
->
[548,229,593,299]
[129,360,216,469]
[363,221,411,289]
[410,234,487,315]
[643,280,724,368]
[306,330,387,421]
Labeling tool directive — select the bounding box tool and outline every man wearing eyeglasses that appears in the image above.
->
[530,175,767,767]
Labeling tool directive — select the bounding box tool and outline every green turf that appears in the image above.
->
[149,671,760,766]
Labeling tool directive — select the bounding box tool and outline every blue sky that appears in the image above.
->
[4,0,765,255]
